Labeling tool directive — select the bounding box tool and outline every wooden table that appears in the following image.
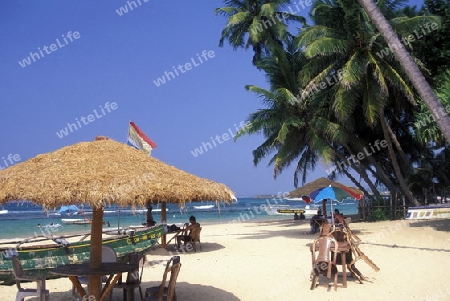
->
[50,262,136,301]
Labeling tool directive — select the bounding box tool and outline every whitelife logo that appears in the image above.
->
[18,31,81,68]
[153,50,215,87]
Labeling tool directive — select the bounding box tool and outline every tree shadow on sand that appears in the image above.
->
[233,219,362,240]
[408,219,450,232]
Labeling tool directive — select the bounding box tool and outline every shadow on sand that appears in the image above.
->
[408,219,450,232]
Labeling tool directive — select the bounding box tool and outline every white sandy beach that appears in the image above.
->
[2,218,450,301]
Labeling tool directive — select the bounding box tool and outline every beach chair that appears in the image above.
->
[185,227,202,252]
[11,256,49,301]
[145,256,181,301]
[310,236,339,291]
[72,245,117,296]
[110,252,145,301]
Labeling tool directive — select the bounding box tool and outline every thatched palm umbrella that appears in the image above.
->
[288,177,363,198]
[0,139,234,299]
[288,177,363,214]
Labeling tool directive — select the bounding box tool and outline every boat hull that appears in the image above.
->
[0,225,165,285]
[61,218,90,225]
[265,206,318,217]
[406,205,450,220]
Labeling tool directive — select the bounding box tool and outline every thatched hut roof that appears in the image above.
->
[0,139,234,208]
[288,177,363,198]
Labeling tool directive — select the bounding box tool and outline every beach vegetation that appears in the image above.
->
[216,0,450,213]
[371,208,388,221]
[215,0,306,65]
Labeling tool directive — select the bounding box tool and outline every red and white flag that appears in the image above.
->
[127,121,157,155]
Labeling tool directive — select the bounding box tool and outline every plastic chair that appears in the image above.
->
[12,256,49,301]
[110,252,145,301]
[310,236,339,291]
[72,245,117,296]
[185,227,202,252]
[145,257,181,301]
[145,256,180,300]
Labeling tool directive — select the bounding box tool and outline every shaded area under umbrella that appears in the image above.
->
[0,138,234,299]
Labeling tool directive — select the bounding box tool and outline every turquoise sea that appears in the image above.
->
[0,197,359,240]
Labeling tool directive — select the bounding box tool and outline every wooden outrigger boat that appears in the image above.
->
[0,225,165,285]
[406,204,450,220]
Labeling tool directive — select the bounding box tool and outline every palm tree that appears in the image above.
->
[235,42,383,197]
[295,0,434,204]
[414,70,450,144]
[215,0,305,64]
[357,0,450,144]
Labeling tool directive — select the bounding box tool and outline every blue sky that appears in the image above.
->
[0,0,425,197]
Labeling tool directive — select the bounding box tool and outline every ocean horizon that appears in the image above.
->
[0,197,359,240]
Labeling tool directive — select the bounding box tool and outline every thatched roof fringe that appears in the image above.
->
[0,140,235,207]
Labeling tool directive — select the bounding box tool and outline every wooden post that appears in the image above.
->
[322,200,327,218]
[161,201,167,247]
[88,206,104,300]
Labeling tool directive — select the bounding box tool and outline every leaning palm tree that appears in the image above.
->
[215,0,306,64]
[357,0,450,143]
[235,43,379,194]
[295,0,436,204]
[234,43,327,185]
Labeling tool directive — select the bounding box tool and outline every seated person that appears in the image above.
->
[309,209,324,234]
[176,215,200,250]
[333,209,346,226]
[294,212,299,220]
[142,203,156,227]
[299,212,306,220]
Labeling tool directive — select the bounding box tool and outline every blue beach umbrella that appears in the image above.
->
[309,185,363,223]
[58,204,79,214]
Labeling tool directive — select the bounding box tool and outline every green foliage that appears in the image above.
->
[216,0,447,199]
[371,208,388,221]
[215,0,306,65]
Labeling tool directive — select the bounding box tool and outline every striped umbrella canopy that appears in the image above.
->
[310,185,363,223]
[310,185,364,203]
[288,177,363,198]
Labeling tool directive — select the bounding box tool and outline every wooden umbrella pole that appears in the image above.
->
[161,201,167,247]
[88,206,104,299]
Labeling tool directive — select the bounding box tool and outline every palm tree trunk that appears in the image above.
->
[386,122,410,172]
[334,146,382,199]
[379,108,419,205]
[341,168,372,199]
[358,0,450,143]
[365,155,401,198]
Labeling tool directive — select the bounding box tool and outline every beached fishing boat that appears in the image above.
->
[61,218,90,225]
[192,204,215,210]
[265,205,318,217]
[0,225,165,285]
[406,204,450,220]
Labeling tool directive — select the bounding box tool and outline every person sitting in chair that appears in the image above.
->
[333,209,346,227]
[310,209,324,234]
[176,215,200,250]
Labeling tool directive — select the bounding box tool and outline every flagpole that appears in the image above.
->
[118,120,132,232]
